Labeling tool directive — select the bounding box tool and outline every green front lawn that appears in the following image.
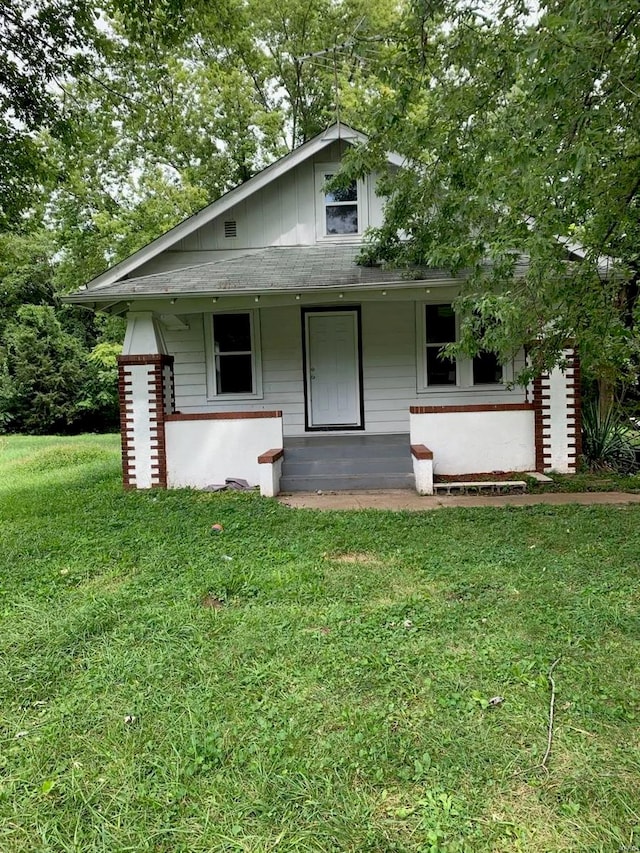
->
[0,435,638,851]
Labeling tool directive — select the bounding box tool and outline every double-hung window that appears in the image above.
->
[314,165,367,240]
[425,304,457,386]
[206,310,262,398]
[419,303,508,390]
[324,175,359,235]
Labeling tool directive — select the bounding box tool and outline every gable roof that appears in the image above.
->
[77,123,404,294]
[64,245,467,305]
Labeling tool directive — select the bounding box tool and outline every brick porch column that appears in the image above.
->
[533,348,581,473]
[118,354,175,489]
[117,311,175,490]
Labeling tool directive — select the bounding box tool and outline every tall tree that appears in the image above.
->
[356,0,640,400]
[49,0,399,288]
[0,0,101,226]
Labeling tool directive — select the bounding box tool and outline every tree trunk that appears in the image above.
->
[598,377,614,420]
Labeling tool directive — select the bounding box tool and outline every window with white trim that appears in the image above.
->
[324,175,358,235]
[418,303,509,391]
[425,304,457,386]
[206,310,262,398]
[314,165,367,240]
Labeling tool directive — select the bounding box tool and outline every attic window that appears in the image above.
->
[314,164,368,241]
[324,175,358,235]
[224,220,237,238]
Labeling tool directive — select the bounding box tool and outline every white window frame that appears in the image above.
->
[416,303,512,392]
[204,309,263,400]
[416,302,460,391]
[314,164,368,242]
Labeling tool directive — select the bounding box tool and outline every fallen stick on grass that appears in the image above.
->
[515,656,562,777]
[541,657,561,771]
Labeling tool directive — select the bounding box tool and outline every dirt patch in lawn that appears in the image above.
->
[201,593,225,609]
[328,552,381,564]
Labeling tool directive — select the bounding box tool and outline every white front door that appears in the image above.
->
[305,310,362,428]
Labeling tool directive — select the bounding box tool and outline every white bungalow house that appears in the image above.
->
[64,123,581,495]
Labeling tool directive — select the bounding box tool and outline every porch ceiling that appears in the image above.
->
[64,245,473,304]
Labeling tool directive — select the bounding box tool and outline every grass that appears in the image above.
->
[0,434,639,852]
[536,470,640,493]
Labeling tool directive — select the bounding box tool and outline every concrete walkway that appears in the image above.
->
[278,489,640,511]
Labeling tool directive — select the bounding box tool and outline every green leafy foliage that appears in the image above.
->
[0,305,88,433]
[357,0,640,389]
[0,305,121,433]
[0,231,56,321]
[0,0,100,227]
[0,233,122,433]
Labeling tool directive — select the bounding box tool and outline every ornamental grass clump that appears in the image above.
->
[582,401,637,473]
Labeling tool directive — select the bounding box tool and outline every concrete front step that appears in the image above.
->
[283,436,410,461]
[280,434,414,492]
[282,456,413,477]
[279,473,416,492]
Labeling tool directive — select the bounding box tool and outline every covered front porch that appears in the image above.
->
[116,347,547,495]
[114,290,579,496]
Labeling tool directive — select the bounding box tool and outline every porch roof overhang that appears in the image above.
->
[63,244,477,309]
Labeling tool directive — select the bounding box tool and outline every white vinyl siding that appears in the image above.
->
[133,144,387,266]
[161,302,527,437]
[164,308,305,434]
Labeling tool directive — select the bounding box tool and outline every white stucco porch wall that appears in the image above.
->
[165,416,283,488]
[410,409,536,474]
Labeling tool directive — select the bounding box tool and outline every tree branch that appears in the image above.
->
[597,173,640,254]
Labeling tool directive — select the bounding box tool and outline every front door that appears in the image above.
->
[305,309,363,429]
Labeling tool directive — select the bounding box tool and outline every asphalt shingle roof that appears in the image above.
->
[68,245,463,303]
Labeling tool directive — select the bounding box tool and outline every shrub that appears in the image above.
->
[0,305,119,434]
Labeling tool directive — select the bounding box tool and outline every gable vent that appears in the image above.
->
[224,220,237,238]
